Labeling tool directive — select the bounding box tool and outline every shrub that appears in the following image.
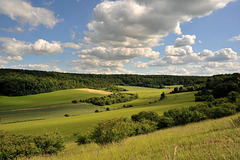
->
[95,110,99,113]
[64,114,70,117]
[106,107,110,111]
[131,111,160,122]
[131,119,158,135]
[72,100,77,103]
[75,133,92,145]
[164,107,207,125]
[160,92,165,100]
[0,131,65,159]
[34,132,65,154]
[89,118,133,144]
[0,131,39,159]
[157,116,175,129]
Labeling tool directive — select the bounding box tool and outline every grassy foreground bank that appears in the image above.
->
[22,113,240,160]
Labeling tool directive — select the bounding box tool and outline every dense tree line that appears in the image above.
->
[79,93,138,106]
[195,73,240,101]
[0,69,206,96]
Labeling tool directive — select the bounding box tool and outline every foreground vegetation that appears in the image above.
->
[20,113,240,160]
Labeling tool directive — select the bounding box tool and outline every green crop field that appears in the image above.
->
[21,113,240,160]
[0,86,202,141]
[0,88,111,111]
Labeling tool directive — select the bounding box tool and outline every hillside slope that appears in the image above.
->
[23,113,240,160]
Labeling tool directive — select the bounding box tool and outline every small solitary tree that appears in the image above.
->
[160,92,165,100]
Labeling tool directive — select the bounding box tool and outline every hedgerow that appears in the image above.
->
[79,93,138,106]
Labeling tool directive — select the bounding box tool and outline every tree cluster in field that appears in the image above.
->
[194,73,240,101]
[102,86,128,92]
[76,90,239,145]
[0,69,205,96]
[0,131,65,160]
[79,93,138,106]
[170,86,195,94]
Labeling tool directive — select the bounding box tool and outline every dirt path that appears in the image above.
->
[74,88,111,95]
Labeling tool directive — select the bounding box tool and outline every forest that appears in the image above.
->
[0,69,205,96]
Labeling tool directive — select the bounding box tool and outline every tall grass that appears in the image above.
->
[22,113,240,160]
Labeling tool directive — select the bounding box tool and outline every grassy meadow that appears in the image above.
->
[22,113,240,160]
[1,85,239,159]
[0,86,201,141]
[0,88,111,111]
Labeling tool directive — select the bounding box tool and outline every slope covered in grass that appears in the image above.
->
[21,113,240,160]
[0,86,201,141]
[0,88,111,111]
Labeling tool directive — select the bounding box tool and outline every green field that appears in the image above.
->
[0,88,110,111]
[0,86,202,141]
[21,113,240,160]
[1,85,239,159]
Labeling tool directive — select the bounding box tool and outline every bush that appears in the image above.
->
[34,132,65,154]
[106,107,110,111]
[131,119,158,135]
[0,131,39,159]
[64,114,70,117]
[131,111,160,122]
[89,118,133,144]
[75,133,92,145]
[164,107,207,125]
[157,116,175,129]
[160,92,165,100]
[72,100,77,103]
[0,131,65,160]
[95,110,99,113]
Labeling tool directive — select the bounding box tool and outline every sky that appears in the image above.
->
[0,0,240,76]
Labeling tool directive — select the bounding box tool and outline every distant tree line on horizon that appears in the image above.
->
[0,68,207,96]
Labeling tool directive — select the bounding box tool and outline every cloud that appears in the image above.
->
[0,27,24,33]
[63,42,82,50]
[186,62,240,75]
[229,34,240,41]
[0,55,23,65]
[149,66,190,75]
[85,0,234,48]
[70,58,134,74]
[174,35,196,47]
[0,0,61,29]
[75,47,159,61]
[0,37,63,56]
[133,34,239,69]
[200,48,238,61]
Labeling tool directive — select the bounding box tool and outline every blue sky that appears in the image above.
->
[0,0,239,75]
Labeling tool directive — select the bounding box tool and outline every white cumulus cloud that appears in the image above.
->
[200,48,238,61]
[174,35,196,47]
[0,37,63,56]
[85,0,234,48]
[63,42,82,50]
[0,0,61,29]
[75,47,159,61]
